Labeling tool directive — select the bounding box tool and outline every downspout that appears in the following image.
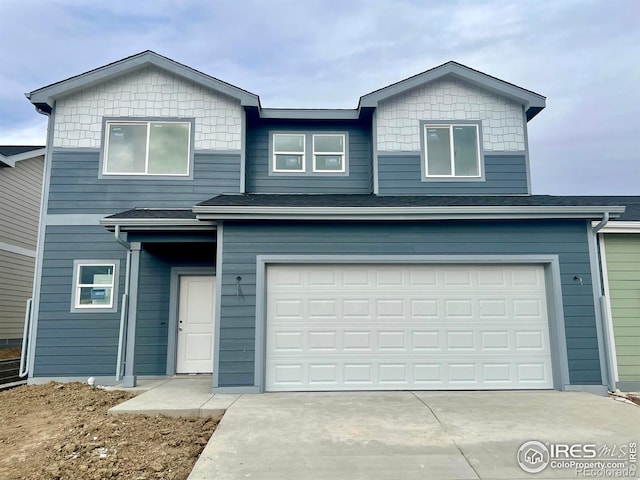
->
[114,225,131,382]
[591,212,616,392]
[592,212,610,234]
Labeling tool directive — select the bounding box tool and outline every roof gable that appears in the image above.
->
[26,50,260,113]
[359,61,546,121]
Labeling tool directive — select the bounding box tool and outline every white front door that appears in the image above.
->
[176,275,215,374]
[266,264,553,391]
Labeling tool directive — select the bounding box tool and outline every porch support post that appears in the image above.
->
[123,242,141,387]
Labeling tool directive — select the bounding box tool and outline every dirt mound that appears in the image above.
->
[0,382,219,480]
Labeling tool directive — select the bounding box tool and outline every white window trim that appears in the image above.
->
[312,134,346,173]
[272,133,306,173]
[103,120,191,176]
[424,124,482,178]
[71,260,119,313]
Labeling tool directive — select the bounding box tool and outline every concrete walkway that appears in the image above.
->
[188,391,640,480]
[107,378,238,418]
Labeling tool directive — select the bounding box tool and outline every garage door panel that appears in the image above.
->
[266,264,553,391]
[268,357,553,391]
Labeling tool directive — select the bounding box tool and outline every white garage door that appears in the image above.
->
[266,264,553,391]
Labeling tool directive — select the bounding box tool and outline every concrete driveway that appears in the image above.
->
[188,391,640,480]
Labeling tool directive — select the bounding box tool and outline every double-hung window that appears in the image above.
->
[103,120,191,176]
[313,134,346,172]
[72,261,118,311]
[273,134,305,172]
[424,124,481,178]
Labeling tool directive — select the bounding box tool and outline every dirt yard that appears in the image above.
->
[0,348,21,360]
[0,382,219,480]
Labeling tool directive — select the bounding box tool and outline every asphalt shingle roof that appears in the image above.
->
[105,209,196,220]
[105,196,640,222]
[0,145,44,156]
[197,194,640,220]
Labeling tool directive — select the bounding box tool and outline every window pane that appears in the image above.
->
[453,126,479,176]
[148,123,190,175]
[78,287,112,306]
[315,155,343,171]
[314,135,343,153]
[79,265,114,285]
[106,124,147,173]
[274,134,304,153]
[275,154,304,171]
[426,127,451,175]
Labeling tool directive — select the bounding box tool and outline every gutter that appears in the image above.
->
[193,205,626,221]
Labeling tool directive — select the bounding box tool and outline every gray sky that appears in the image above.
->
[1,0,638,194]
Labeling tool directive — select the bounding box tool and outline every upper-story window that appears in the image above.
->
[424,124,481,178]
[313,134,346,172]
[103,120,191,176]
[273,134,305,172]
[271,131,348,176]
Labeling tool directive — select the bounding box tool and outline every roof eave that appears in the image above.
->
[358,61,546,119]
[27,51,260,109]
[193,205,624,221]
[596,221,640,234]
[100,217,216,231]
[0,148,46,167]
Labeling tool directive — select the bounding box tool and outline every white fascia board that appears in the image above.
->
[596,221,640,234]
[193,205,625,221]
[27,51,259,108]
[99,218,216,230]
[3,148,46,167]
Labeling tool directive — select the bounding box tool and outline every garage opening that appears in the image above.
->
[265,264,553,391]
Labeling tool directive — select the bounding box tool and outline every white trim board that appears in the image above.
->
[0,242,36,258]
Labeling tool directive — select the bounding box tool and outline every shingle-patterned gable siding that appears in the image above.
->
[377,78,525,152]
[53,66,242,150]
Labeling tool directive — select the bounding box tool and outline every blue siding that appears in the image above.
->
[34,225,216,378]
[246,119,372,193]
[48,151,241,214]
[378,154,528,195]
[219,219,599,387]
[135,250,170,376]
[34,225,126,377]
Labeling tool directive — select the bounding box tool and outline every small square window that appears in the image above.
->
[71,261,119,312]
[104,121,191,176]
[424,124,480,178]
[313,134,345,172]
[273,134,305,172]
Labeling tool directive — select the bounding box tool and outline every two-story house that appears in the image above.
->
[23,51,626,395]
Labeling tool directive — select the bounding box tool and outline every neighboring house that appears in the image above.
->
[595,198,640,392]
[0,146,45,348]
[23,51,630,395]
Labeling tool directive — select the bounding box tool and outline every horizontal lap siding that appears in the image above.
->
[220,219,599,387]
[378,154,528,195]
[0,251,35,340]
[604,234,640,382]
[246,119,371,193]
[34,226,126,376]
[135,251,170,376]
[48,151,240,213]
[0,156,43,249]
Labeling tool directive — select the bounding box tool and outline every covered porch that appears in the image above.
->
[101,209,218,388]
